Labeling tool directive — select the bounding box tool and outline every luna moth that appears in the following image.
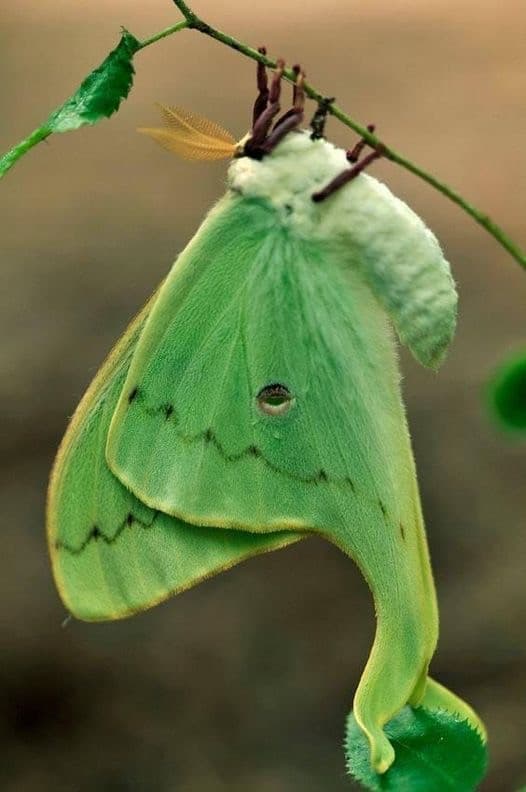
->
[47,57,485,774]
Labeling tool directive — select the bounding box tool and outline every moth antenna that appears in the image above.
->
[347,124,376,163]
[309,96,335,140]
[252,46,269,126]
[138,104,236,161]
[312,146,385,203]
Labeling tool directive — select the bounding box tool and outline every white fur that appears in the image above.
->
[227,130,457,368]
[228,131,352,241]
[227,130,413,242]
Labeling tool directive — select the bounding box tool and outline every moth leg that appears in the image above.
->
[252,46,270,126]
[272,64,305,131]
[309,96,335,140]
[292,64,305,112]
[312,149,384,203]
[312,129,385,203]
[261,68,305,153]
[248,58,285,149]
[347,124,376,162]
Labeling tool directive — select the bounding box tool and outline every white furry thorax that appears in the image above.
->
[227,130,393,242]
[227,128,457,370]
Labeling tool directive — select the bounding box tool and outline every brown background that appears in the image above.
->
[1,1,525,789]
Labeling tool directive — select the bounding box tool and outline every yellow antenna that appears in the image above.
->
[138,104,237,161]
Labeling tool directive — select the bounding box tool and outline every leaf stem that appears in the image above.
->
[137,19,189,50]
[167,0,526,271]
[0,125,51,178]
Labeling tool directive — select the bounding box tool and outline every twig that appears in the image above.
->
[161,0,526,271]
[2,0,525,272]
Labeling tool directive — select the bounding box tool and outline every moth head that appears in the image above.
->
[138,103,244,161]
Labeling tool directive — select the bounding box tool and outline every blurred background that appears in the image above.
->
[1,0,525,789]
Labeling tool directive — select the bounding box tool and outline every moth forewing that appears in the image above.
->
[47,282,301,621]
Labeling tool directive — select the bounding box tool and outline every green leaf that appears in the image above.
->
[487,351,526,435]
[47,30,140,132]
[0,30,140,179]
[345,706,488,792]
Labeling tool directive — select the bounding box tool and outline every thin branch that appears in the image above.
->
[170,0,198,23]
[2,0,525,273]
[167,0,526,271]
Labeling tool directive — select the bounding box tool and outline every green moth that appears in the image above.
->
[47,61,485,774]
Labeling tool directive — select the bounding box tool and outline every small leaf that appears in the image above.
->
[47,30,140,132]
[345,706,488,792]
[0,30,140,179]
[487,351,526,434]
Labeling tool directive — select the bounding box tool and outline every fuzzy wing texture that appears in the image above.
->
[342,175,457,369]
[107,194,420,551]
[47,293,300,621]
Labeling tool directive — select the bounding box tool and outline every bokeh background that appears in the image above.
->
[1,0,525,789]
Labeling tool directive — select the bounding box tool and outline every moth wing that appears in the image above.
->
[47,286,300,622]
[342,174,458,369]
[106,189,440,773]
[107,194,420,548]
